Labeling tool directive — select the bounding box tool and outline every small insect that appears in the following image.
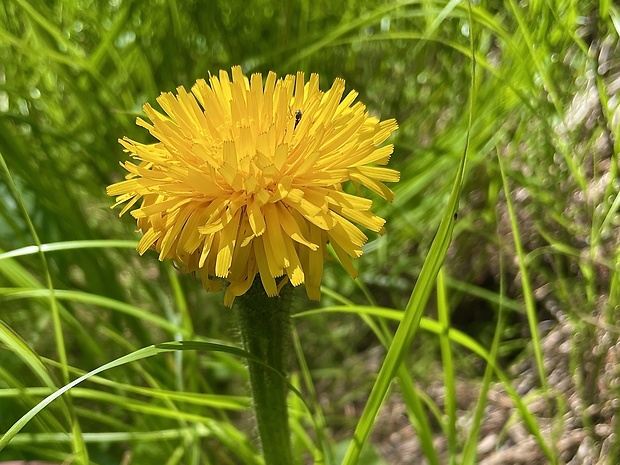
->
[294,109,303,129]
[453,212,458,220]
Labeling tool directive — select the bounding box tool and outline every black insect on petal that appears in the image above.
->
[294,109,303,129]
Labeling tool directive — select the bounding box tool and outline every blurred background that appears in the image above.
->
[0,0,619,464]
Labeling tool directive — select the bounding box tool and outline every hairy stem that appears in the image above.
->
[235,279,293,465]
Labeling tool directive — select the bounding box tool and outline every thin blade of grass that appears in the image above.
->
[497,153,557,463]
[292,328,333,465]
[0,240,139,260]
[461,233,507,464]
[436,268,457,463]
[340,76,470,465]
[0,340,314,463]
[497,156,548,389]
[321,289,441,464]
[0,341,262,449]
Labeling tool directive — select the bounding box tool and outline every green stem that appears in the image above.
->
[235,278,293,465]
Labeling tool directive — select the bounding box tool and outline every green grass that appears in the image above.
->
[1,0,619,464]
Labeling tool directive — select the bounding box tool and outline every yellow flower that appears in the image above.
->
[107,66,399,306]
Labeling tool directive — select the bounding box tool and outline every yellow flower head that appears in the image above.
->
[107,66,399,306]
